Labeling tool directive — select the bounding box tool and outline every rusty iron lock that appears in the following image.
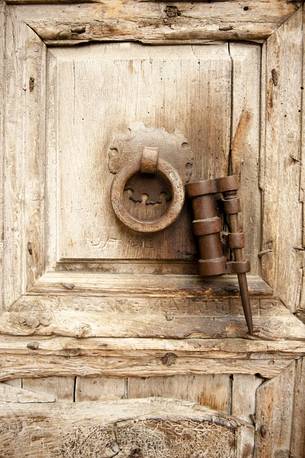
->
[186,175,253,335]
[111,146,185,233]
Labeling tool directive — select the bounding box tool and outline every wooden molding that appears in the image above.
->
[4,1,301,43]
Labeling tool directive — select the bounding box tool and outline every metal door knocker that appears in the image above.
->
[111,146,185,233]
[186,175,253,335]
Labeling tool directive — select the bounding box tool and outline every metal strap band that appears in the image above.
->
[216,175,239,193]
[193,217,222,236]
[223,197,241,215]
[228,232,245,249]
[226,260,250,274]
[186,179,218,197]
[198,257,227,276]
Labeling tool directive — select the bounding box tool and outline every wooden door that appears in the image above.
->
[1,1,305,457]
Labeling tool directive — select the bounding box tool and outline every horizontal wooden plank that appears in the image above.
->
[0,398,254,458]
[0,333,304,380]
[9,2,300,43]
[2,297,305,340]
[0,353,292,381]
[30,272,272,297]
[1,335,305,358]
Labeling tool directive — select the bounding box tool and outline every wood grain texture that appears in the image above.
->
[22,376,74,401]
[290,357,305,458]
[3,12,45,307]
[46,43,230,264]
[0,381,55,403]
[255,362,296,457]
[261,8,303,312]
[3,8,27,308]
[0,333,301,381]
[0,2,4,313]
[231,374,262,422]
[128,374,231,413]
[2,297,305,340]
[0,398,254,458]
[229,43,261,274]
[23,26,46,291]
[8,2,300,44]
[30,272,271,297]
[1,333,305,357]
[299,5,305,315]
[75,377,126,401]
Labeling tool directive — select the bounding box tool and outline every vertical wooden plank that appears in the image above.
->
[4,379,22,388]
[0,2,5,312]
[4,13,46,306]
[75,377,126,401]
[290,358,305,458]
[23,377,74,401]
[229,43,261,274]
[255,362,295,458]
[300,5,305,314]
[261,9,303,311]
[23,27,46,290]
[128,375,231,413]
[3,9,27,308]
[232,374,262,422]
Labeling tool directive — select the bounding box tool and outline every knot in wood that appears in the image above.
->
[161,352,177,366]
[164,5,181,18]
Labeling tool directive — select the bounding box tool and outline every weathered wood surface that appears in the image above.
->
[128,374,231,413]
[2,7,27,309]
[229,43,261,274]
[299,5,305,316]
[232,375,262,423]
[290,357,305,458]
[7,1,300,44]
[0,333,304,381]
[2,297,305,341]
[2,334,305,357]
[30,273,271,296]
[23,24,46,292]
[46,43,230,264]
[255,362,296,458]
[0,353,294,382]
[0,381,55,403]
[76,376,126,402]
[0,2,4,313]
[0,398,254,458]
[260,8,304,312]
[23,376,75,401]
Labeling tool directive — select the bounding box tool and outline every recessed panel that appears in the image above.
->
[47,43,232,263]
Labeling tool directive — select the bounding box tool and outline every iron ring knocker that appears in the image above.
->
[111,147,185,233]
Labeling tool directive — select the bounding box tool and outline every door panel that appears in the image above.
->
[1,3,305,458]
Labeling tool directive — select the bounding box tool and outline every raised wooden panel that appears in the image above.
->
[46,43,231,265]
